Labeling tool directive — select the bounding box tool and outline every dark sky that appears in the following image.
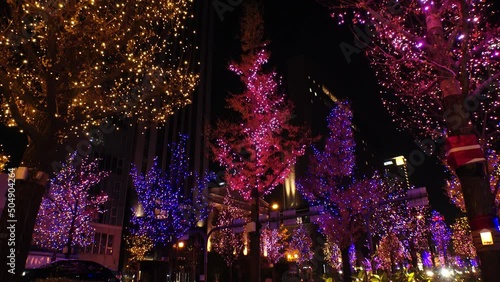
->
[211,0,460,221]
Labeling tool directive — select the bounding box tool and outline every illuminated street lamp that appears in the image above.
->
[480,229,494,245]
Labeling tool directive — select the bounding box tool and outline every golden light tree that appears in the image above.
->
[126,234,154,263]
[451,217,477,260]
[0,1,199,279]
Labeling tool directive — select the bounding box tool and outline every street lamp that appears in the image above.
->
[271,203,279,210]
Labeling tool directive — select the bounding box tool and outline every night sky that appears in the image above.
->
[0,0,461,221]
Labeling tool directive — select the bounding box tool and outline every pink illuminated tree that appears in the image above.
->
[32,153,108,258]
[207,2,309,200]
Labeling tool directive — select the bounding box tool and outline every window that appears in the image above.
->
[92,233,100,254]
[86,233,114,256]
[106,235,114,255]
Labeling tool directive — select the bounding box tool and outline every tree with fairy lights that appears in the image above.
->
[207,2,310,280]
[446,151,500,215]
[320,0,500,279]
[32,153,108,258]
[430,211,451,266]
[210,196,246,281]
[0,1,199,278]
[298,101,386,280]
[287,222,314,267]
[376,231,407,273]
[261,224,289,282]
[130,135,212,253]
[451,217,477,261]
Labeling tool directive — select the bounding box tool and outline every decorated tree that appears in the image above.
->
[430,211,452,266]
[323,238,342,272]
[207,2,310,280]
[451,217,477,260]
[32,153,108,257]
[261,224,289,266]
[287,223,314,266]
[130,135,212,251]
[376,231,407,272]
[0,1,198,278]
[298,102,386,280]
[210,196,246,277]
[447,151,500,214]
[207,10,308,200]
[320,0,500,279]
[125,234,154,263]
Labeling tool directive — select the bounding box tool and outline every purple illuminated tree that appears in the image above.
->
[287,223,314,266]
[298,101,386,280]
[130,135,212,249]
[430,211,451,266]
[261,225,289,266]
[32,153,108,258]
[320,0,500,278]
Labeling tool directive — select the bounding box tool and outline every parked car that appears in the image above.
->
[21,260,120,282]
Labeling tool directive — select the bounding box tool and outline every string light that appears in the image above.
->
[0,0,199,140]
[210,196,246,267]
[129,135,212,246]
[325,0,500,168]
[209,47,309,200]
[32,152,109,252]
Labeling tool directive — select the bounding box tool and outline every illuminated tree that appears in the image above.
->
[376,231,407,272]
[451,217,477,259]
[126,234,154,262]
[32,153,108,257]
[430,211,451,266]
[261,225,289,266]
[287,223,314,266]
[130,135,212,247]
[446,151,500,213]
[0,144,9,171]
[323,238,342,272]
[207,3,309,201]
[320,0,500,278]
[210,196,246,268]
[0,1,199,278]
[298,102,386,280]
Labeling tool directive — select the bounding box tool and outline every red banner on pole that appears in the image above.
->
[445,135,485,169]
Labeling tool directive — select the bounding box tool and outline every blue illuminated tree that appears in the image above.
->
[130,135,213,247]
[298,101,386,280]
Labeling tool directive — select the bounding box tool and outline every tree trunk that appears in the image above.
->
[340,247,352,282]
[409,241,418,269]
[0,180,47,282]
[66,217,77,259]
[422,7,500,281]
[249,188,261,282]
[0,129,58,281]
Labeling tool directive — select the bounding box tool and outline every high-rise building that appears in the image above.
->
[277,55,379,210]
[383,155,411,190]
